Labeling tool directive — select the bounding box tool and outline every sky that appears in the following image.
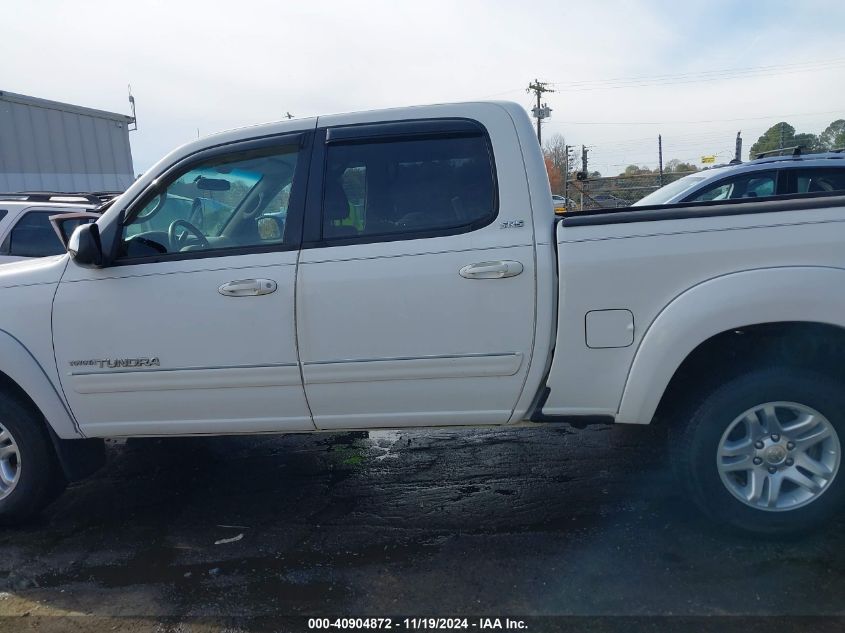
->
[3,0,844,177]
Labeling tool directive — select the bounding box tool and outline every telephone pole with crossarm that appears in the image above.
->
[527,79,554,144]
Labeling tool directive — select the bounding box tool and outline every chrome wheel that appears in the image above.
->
[717,402,840,511]
[0,424,20,499]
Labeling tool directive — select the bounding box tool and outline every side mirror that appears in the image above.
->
[49,211,101,248]
[68,223,104,267]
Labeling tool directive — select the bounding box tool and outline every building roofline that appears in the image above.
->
[0,90,134,123]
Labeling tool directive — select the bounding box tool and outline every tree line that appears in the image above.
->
[543,118,844,191]
[749,119,845,157]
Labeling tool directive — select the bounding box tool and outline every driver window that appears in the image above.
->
[119,144,300,259]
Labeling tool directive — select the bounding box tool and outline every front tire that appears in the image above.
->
[0,393,64,525]
[673,367,845,534]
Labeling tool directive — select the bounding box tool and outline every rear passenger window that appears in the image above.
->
[793,168,845,194]
[8,212,64,257]
[322,132,496,242]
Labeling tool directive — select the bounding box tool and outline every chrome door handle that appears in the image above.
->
[459,260,524,279]
[218,279,277,297]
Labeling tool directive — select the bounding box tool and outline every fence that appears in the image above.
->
[562,171,698,210]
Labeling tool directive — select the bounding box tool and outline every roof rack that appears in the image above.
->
[755,145,804,160]
[85,191,123,203]
[0,192,116,205]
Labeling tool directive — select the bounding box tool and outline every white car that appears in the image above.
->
[0,102,843,536]
[551,194,574,214]
[0,193,104,263]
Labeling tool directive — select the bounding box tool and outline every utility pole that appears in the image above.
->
[658,134,664,186]
[563,144,573,205]
[580,145,588,210]
[527,79,554,144]
[779,122,785,150]
[735,131,743,163]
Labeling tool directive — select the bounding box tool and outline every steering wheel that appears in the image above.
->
[168,219,209,251]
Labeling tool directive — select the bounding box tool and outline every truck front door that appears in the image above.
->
[52,134,314,436]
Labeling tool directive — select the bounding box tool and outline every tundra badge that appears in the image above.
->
[69,358,161,369]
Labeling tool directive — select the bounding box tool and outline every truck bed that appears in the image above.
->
[540,193,845,423]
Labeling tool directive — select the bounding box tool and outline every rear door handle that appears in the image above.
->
[459,260,524,279]
[218,279,278,297]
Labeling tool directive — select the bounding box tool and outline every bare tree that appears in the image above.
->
[543,134,569,194]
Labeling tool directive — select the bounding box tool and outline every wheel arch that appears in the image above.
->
[617,266,845,425]
[0,329,81,439]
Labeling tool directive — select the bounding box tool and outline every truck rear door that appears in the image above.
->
[295,109,537,429]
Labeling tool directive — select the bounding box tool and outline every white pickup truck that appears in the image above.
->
[1,101,843,534]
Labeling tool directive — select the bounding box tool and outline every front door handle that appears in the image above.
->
[218,279,278,297]
[459,260,524,279]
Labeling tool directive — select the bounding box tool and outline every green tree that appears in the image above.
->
[749,122,819,158]
[819,119,845,150]
[621,164,651,176]
[664,159,697,173]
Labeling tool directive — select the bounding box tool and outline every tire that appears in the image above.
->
[0,392,64,525]
[672,367,845,534]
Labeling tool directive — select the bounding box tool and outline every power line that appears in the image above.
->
[595,126,779,145]
[594,136,741,152]
[548,58,845,91]
[592,133,744,151]
[473,58,845,102]
[556,57,845,86]
[546,108,843,126]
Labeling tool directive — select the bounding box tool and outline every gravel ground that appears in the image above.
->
[0,423,843,631]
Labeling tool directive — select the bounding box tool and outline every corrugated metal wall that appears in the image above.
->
[0,92,134,193]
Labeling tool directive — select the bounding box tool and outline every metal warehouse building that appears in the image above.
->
[0,90,135,193]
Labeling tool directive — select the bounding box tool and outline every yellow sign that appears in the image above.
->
[701,155,716,164]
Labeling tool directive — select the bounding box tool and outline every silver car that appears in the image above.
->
[634,152,845,206]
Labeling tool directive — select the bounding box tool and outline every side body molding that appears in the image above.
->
[0,329,81,439]
[617,267,845,425]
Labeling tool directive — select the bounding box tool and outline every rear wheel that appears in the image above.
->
[0,394,63,525]
[0,422,21,498]
[673,367,845,534]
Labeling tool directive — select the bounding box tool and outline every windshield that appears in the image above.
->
[634,175,706,206]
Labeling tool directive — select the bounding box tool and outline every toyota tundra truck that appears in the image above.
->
[0,101,844,534]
